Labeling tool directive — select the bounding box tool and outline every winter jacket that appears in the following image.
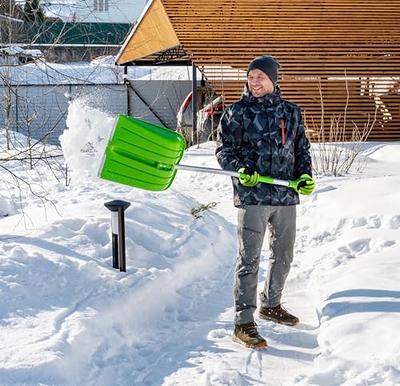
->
[216,88,312,207]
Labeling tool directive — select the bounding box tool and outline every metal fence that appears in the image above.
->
[128,79,193,129]
[0,79,193,145]
[0,82,127,145]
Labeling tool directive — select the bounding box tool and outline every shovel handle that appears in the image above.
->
[175,164,298,191]
[176,164,239,177]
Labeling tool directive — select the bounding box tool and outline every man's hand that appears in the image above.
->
[296,174,316,195]
[239,167,259,187]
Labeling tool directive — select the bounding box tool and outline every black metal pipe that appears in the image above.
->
[112,233,119,269]
[104,200,131,272]
[118,207,127,272]
[192,63,197,143]
[124,66,131,116]
[126,82,169,128]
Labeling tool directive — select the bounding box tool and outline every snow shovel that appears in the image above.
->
[98,115,300,192]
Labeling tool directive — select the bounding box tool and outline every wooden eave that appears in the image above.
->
[116,0,181,65]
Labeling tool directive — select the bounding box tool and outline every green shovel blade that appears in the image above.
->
[99,115,186,191]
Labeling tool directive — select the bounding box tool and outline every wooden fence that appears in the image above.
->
[117,0,400,140]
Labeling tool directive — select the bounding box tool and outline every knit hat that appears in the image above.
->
[247,55,280,85]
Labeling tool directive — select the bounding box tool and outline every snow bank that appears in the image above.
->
[0,183,235,385]
[367,143,400,163]
[287,145,400,385]
[1,102,237,385]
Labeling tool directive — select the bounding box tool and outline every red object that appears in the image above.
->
[180,92,192,113]
[280,119,285,145]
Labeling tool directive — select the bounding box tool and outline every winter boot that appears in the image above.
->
[232,322,267,349]
[259,304,299,326]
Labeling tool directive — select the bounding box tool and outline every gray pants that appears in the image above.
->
[234,205,296,325]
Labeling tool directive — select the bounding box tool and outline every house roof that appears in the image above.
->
[117,0,183,64]
[116,0,400,141]
[25,22,132,45]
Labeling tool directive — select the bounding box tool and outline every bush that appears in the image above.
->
[305,79,377,176]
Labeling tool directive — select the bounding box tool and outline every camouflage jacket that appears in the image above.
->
[216,89,312,207]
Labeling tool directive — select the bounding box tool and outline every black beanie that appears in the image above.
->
[247,55,280,85]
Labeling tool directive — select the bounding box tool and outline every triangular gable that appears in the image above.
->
[116,0,179,64]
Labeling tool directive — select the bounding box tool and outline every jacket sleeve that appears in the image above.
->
[294,107,313,178]
[215,105,244,172]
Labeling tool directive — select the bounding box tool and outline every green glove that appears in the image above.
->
[296,174,316,195]
[238,167,259,187]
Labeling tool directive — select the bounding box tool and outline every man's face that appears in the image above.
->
[247,69,274,97]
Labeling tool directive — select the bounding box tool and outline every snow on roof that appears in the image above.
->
[15,0,79,22]
[0,45,43,58]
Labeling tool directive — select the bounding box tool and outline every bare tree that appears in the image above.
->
[0,0,25,43]
[305,76,377,176]
[0,1,155,222]
[1,69,13,150]
[23,0,45,23]
[0,1,119,218]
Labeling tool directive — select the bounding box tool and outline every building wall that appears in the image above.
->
[74,0,148,23]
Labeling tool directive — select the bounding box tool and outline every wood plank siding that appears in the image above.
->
[116,0,400,141]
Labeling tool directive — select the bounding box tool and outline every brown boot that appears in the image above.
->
[232,322,267,349]
[259,304,299,326]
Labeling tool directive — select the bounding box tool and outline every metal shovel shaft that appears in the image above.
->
[175,164,293,189]
[176,164,239,177]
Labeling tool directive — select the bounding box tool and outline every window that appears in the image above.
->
[94,0,109,11]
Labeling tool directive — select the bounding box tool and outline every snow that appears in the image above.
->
[0,46,43,58]
[15,0,144,23]
[41,1,79,22]
[0,60,126,85]
[0,57,198,85]
[0,98,399,385]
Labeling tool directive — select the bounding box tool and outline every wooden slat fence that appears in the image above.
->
[118,0,400,140]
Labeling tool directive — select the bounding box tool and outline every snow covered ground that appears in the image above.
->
[0,100,399,385]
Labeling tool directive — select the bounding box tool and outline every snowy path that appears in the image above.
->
[162,146,320,385]
[162,143,400,385]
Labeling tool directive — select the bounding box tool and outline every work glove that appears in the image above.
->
[296,174,316,195]
[238,167,259,187]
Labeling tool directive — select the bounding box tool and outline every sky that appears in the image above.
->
[0,96,399,385]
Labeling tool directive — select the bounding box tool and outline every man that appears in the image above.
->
[215,55,315,349]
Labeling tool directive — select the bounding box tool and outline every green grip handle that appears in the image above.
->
[240,172,299,192]
[257,175,276,185]
[259,175,299,192]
